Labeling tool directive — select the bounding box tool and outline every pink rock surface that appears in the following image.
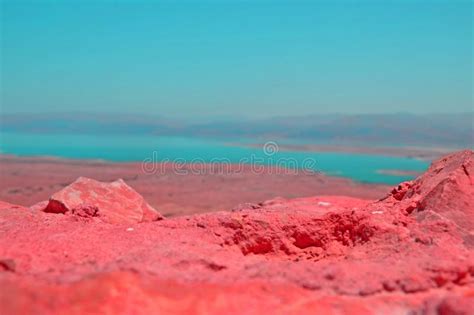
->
[374,150,474,241]
[41,177,163,223]
[0,150,473,314]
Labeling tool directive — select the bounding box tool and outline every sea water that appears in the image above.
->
[0,131,429,185]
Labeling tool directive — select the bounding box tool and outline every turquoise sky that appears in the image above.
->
[1,1,472,118]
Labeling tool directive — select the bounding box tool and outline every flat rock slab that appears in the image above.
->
[42,177,163,224]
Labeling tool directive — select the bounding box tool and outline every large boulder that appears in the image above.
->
[42,177,163,224]
[384,150,473,231]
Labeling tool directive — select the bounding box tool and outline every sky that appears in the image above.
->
[1,0,472,119]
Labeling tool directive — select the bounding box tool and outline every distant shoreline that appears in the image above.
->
[237,143,459,161]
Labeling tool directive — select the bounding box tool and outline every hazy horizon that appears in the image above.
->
[1,1,472,119]
[1,110,474,120]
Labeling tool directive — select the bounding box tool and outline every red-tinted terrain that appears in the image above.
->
[0,150,473,314]
[0,155,389,217]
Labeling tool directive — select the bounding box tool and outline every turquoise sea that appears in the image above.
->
[0,132,429,185]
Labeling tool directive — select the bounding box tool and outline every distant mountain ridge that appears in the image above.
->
[1,112,472,148]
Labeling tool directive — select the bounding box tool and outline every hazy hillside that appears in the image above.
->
[1,112,472,148]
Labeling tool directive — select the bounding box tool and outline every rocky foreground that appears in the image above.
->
[0,155,390,217]
[0,150,473,314]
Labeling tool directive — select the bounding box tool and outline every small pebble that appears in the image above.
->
[317,201,331,207]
